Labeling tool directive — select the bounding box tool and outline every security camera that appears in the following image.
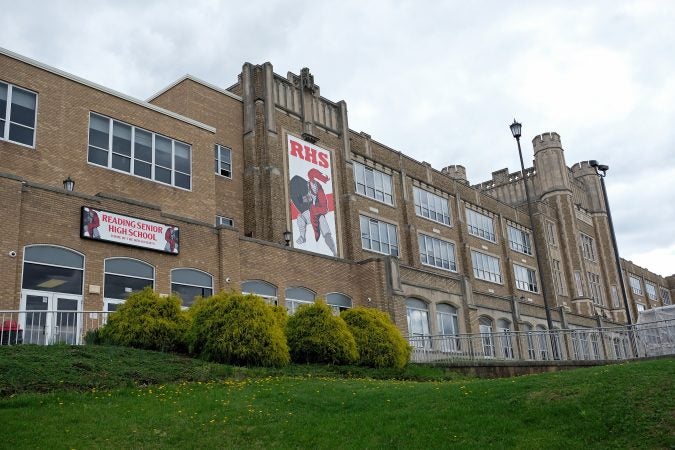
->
[225,277,231,283]
[8,251,17,257]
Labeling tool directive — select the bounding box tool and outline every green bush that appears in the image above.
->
[341,307,411,369]
[99,288,189,352]
[187,292,289,367]
[286,300,358,365]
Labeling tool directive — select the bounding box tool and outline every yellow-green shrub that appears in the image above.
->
[286,300,358,365]
[99,287,189,352]
[187,292,289,367]
[341,307,411,369]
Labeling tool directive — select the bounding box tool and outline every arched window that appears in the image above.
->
[285,287,316,314]
[171,268,213,307]
[497,318,514,359]
[436,303,459,352]
[535,324,549,360]
[479,317,494,357]
[104,258,154,311]
[22,245,84,295]
[522,323,536,360]
[406,298,430,348]
[326,292,352,314]
[241,280,278,306]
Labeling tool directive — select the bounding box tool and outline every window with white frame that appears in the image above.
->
[522,324,537,360]
[536,324,549,360]
[88,113,191,189]
[514,264,538,293]
[471,250,502,283]
[580,233,596,261]
[610,285,620,308]
[552,259,566,295]
[406,298,430,348]
[171,268,213,307]
[360,215,399,256]
[466,207,495,242]
[418,234,456,271]
[241,280,278,306]
[507,224,532,255]
[326,292,352,315]
[0,81,37,147]
[545,221,557,246]
[353,161,393,205]
[644,282,657,301]
[629,275,642,296]
[413,186,450,225]
[636,303,645,313]
[574,271,584,297]
[497,319,514,359]
[479,317,494,357]
[103,258,154,312]
[215,144,232,178]
[660,287,671,305]
[436,303,459,352]
[216,216,234,227]
[587,271,603,305]
[285,287,315,315]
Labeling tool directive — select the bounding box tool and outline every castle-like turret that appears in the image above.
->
[532,132,570,199]
[570,161,606,213]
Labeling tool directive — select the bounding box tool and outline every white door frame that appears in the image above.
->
[20,290,83,345]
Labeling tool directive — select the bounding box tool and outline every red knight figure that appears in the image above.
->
[295,168,337,256]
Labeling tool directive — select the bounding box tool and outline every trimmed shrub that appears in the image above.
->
[286,300,358,365]
[187,292,289,367]
[99,287,189,352]
[341,307,411,369]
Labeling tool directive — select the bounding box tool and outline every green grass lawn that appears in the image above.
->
[1,346,673,449]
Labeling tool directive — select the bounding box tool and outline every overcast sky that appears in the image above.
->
[2,0,673,277]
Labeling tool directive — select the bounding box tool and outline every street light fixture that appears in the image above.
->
[510,119,558,357]
[588,160,632,325]
[63,176,75,191]
[283,230,292,247]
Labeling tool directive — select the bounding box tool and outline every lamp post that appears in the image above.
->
[510,120,558,357]
[588,160,633,325]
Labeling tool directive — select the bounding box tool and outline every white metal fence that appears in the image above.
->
[2,310,674,364]
[408,318,675,363]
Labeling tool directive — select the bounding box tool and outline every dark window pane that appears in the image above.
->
[89,115,110,149]
[155,136,172,168]
[112,153,131,172]
[175,172,190,189]
[10,88,36,127]
[134,161,151,178]
[172,284,212,307]
[112,122,132,156]
[9,124,34,146]
[88,146,108,166]
[22,262,83,294]
[0,82,6,120]
[174,142,190,173]
[155,166,171,184]
[135,129,152,162]
[104,274,153,300]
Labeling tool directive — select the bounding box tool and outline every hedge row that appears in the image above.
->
[92,288,411,369]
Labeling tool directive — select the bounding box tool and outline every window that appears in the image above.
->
[285,287,315,314]
[326,292,352,315]
[471,250,502,283]
[645,282,657,301]
[171,269,213,307]
[580,233,596,261]
[22,245,84,295]
[552,259,566,295]
[413,186,450,225]
[574,271,584,297]
[545,221,557,246]
[242,280,278,306]
[507,225,532,255]
[466,208,495,242]
[587,272,603,305]
[103,258,154,311]
[88,113,191,189]
[636,303,645,312]
[418,234,456,271]
[215,144,232,178]
[660,287,671,305]
[0,81,37,147]
[514,264,538,293]
[629,275,642,296]
[497,319,514,359]
[479,317,494,357]
[522,324,537,360]
[436,303,459,352]
[406,298,430,347]
[536,325,549,360]
[216,216,234,227]
[360,215,399,256]
[610,285,620,308]
[353,162,393,205]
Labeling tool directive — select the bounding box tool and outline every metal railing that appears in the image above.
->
[2,310,674,366]
[408,319,675,363]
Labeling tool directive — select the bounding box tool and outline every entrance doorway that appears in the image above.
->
[20,291,82,345]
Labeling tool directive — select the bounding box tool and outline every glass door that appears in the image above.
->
[20,291,82,345]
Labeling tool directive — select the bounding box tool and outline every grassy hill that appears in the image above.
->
[1,345,673,449]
